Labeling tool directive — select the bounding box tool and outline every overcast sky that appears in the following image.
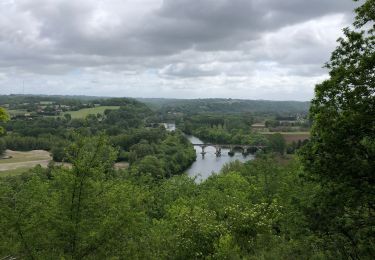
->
[0,0,359,100]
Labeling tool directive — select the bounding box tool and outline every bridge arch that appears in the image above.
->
[192,143,266,157]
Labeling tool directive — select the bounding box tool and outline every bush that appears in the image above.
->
[51,146,66,162]
[0,139,6,155]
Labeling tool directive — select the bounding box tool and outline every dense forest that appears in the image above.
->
[139,98,310,116]
[0,0,374,259]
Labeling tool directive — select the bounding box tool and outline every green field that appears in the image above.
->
[64,106,120,119]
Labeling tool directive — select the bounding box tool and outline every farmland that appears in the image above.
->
[0,150,52,176]
[63,106,120,119]
[0,149,128,177]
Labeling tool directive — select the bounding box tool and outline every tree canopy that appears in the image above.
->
[0,107,9,134]
[300,0,374,257]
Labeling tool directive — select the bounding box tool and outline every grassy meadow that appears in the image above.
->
[0,150,51,177]
[63,106,120,119]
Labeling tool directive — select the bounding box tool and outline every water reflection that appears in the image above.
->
[185,135,254,182]
[162,123,254,182]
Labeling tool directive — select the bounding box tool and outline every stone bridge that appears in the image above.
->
[191,143,266,156]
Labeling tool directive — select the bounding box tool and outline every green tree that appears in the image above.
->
[64,113,72,121]
[136,155,165,179]
[0,136,149,259]
[0,107,9,155]
[0,107,9,135]
[300,0,375,257]
[267,133,286,155]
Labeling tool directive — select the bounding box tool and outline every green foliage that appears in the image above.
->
[64,106,120,119]
[267,133,286,155]
[180,114,271,150]
[0,138,354,259]
[178,113,292,158]
[51,145,67,162]
[300,0,375,258]
[0,136,150,259]
[3,135,61,151]
[104,103,153,129]
[111,129,196,178]
[140,98,310,115]
[181,113,253,134]
[0,107,9,155]
[0,139,6,155]
[135,155,166,179]
[143,156,324,259]
[0,107,9,136]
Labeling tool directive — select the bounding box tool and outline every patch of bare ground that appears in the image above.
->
[114,162,129,170]
[54,162,73,169]
[0,150,52,172]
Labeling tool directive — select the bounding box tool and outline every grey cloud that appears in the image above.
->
[0,0,360,100]
[5,0,356,58]
[144,0,356,52]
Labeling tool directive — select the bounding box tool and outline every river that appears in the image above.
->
[185,135,255,182]
[163,123,254,182]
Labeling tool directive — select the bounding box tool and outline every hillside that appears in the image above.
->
[138,98,310,115]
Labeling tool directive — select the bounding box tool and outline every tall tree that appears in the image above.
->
[0,107,9,135]
[0,136,149,259]
[267,133,286,155]
[300,0,374,258]
[0,107,9,155]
